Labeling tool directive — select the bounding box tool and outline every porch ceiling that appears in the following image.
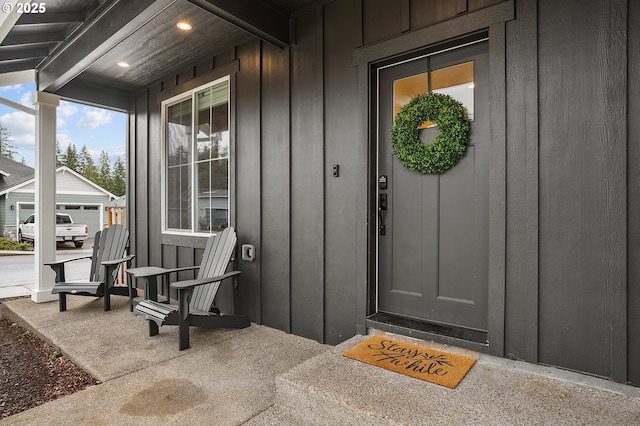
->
[0,0,313,107]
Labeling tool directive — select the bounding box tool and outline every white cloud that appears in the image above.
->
[77,107,112,129]
[56,133,74,149]
[1,111,35,149]
[59,101,79,118]
[19,91,32,107]
[0,84,23,92]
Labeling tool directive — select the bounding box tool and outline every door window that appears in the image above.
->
[392,61,474,128]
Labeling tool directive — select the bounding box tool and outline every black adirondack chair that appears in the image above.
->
[48,224,134,312]
[130,227,249,350]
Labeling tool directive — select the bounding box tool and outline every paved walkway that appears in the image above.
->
[1,294,639,425]
[0,283,33,299]
[0,250,34,298]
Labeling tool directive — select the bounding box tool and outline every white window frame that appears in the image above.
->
[161,75,231,236]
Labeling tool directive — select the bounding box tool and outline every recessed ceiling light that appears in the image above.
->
[177,21,192,31]
[117,61,130,68]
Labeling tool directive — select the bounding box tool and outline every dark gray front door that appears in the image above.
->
[377,41,489,332]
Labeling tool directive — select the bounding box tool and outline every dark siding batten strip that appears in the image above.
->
[260,42,291,332]
[127,94,137,267]
[604,0,628,383]
[522,0,539,364]
[628,0,640,387]
[323,0,358,345]
[488,22,507,357]
[504,0,539,364]
[290,9,325,342]
[400,0,410,32]
[135,90,149,268]
[354,0,363,48]
[235,40,262,324]
[148,83,163,269]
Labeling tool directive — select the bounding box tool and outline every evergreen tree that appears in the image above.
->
[111,156,126,196]
[83,152,99,185]
[64,143,79,171]
[56,141,64,167]
[98,150,112,190]
[0,121,18,160]
[76,145,89,175]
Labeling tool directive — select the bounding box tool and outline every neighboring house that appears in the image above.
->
[0,0,639,388]
[0,157,116,240]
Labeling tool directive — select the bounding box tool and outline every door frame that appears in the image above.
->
[352,2,514,356]
[374,37,490,338]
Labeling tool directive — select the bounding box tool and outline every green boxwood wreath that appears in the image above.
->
[390,92,470,174]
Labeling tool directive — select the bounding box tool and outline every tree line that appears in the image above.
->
[56,142,126,197]
[0,122,126,197]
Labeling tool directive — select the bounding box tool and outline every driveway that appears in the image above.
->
[0,241,94,288]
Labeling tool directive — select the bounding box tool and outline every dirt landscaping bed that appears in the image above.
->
[0,298,100,419]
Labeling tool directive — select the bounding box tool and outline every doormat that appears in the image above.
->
[342,335,476,389]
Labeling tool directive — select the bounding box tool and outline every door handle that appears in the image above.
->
[379,194,387,236]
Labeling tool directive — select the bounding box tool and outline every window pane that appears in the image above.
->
[393,72,432,128]
[167,99,192,167]
[196,158,228,233]
[431,61,474,120]
[179,165,192,229]
[196,82,229,162]
[167,165,192,230]
[393,72,428,118]
[167,167,181,229]
[165,78,230,234]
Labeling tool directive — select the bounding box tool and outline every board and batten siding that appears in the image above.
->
[126,0,639,385]
[628,0,640,386]
[536,0,628,382]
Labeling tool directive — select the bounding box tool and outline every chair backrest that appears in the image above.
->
[88,224,129,283]
[190,227,237,312]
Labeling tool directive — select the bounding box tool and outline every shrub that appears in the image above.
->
[0,237,33,251]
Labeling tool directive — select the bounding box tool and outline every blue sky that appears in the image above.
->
[0,82,126,168]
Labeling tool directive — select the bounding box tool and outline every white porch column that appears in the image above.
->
[32,91,59,303]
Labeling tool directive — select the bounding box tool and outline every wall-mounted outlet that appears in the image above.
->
[241,244,255,262]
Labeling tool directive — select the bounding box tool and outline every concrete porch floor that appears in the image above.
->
[1,295,639,425]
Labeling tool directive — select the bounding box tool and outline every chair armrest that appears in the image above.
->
[46,255,94,283]
[44,255,92,266]
[102,254,135,266]
[171,270,241,290]
[164,265,201,274]
[126,265,199,278]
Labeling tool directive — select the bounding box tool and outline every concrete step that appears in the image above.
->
[250,334,640,426]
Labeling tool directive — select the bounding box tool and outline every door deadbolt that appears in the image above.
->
[379,175,387,190]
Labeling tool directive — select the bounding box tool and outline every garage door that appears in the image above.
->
[17,204,34,223]
[16,204,103,236]
[57,205,103,236]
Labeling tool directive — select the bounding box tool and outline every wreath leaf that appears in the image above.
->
[390,92,470,174]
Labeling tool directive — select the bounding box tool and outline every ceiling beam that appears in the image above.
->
[56,78,130,112]
[15,12,85,26]
[0,58,39,74]
[2,32,65,46]
[187,0,290,48]
[0,69,35,86]
[0,46,48,61]
[37,0,178,92]
[0,0,30,44]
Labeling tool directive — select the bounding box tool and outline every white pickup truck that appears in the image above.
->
[19,213,89,248]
